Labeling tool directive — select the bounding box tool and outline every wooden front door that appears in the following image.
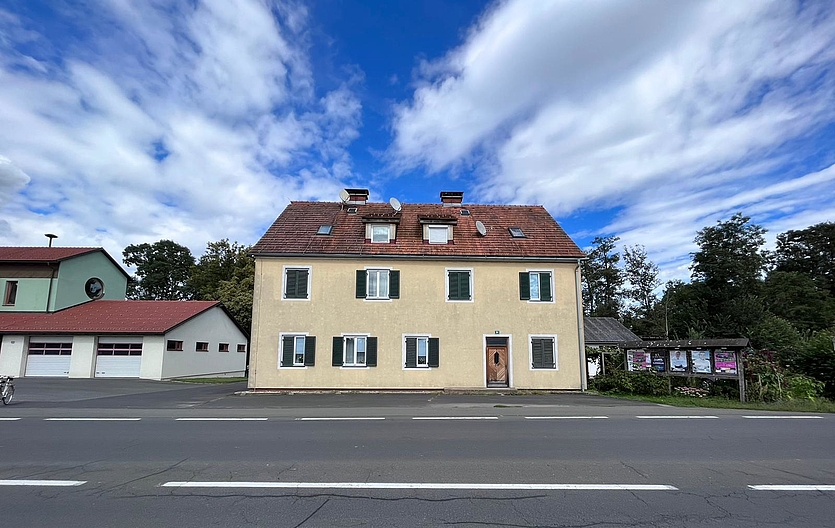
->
[486,346,509,387]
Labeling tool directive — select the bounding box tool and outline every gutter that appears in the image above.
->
[575,261,587,391]
[250,253,585,263]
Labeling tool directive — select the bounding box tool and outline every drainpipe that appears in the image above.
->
[575,261,587,390]
[46,263,57,312]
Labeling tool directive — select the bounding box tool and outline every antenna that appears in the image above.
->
[475,221,487,236]
[389,197,402,213]
[45,233,58,247]
[339,189,350,203]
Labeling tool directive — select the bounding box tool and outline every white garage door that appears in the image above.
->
[95,342,142,377]
[26,342,72,377]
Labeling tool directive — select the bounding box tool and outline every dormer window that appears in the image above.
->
[371,224,392,243]
[428,226,449,244]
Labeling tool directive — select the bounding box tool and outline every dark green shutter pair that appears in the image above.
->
[531,338,555,369]
[332,337,378,366]
[281,336,316,366]
[356,270,400,299]
[404,337,440,368]
[519,272,552,301]
[285,269,309,299]
[447,271,471,301]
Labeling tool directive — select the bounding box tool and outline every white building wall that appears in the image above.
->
[68,335,96,378]
[0,335,27,377]
[161,307,248,379]
[140,335,165,380]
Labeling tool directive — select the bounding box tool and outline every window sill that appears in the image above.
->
[340,365,369,369]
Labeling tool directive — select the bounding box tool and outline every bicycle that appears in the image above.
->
[1,376,14,405]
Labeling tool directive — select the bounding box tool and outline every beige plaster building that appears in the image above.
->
[249,190,587,390]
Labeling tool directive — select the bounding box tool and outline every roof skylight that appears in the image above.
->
[509,227,526,238]
[317,225,333,235]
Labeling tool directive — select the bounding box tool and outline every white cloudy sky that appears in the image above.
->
[1,0,834,282]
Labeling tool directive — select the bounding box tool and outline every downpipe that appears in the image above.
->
[575,261,587,390]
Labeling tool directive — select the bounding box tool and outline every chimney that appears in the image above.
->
[345,188,369,205]
[440,191,464,206]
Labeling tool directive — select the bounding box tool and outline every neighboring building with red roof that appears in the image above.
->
[248,190,587,391]
[0,247,248,380]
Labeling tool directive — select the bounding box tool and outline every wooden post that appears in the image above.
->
[737,351,746,403]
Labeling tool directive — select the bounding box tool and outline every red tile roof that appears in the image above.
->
[251,202,585,259]
[0,300,221,334]
[0,247,100,262]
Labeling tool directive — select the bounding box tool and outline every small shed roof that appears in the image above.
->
[584,317,640,345]
[623,339,750,349]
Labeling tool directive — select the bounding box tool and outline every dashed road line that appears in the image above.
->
[0,417,21,421]
[296,417,385,421]
[749,485,835,491]
[742,415,823,419]
[412,416,499,420]
[44,418,142,421]
[161,481,678,491]
[0,479,86,487]
[636,415,718,419]
[525,416,608,420]
[176,418,269,421]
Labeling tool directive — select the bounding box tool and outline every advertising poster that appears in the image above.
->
[652,353,666,372]
[669,350,688,372]
[627,349,650,371]
[692,349,712,374]
[714,351,737,374]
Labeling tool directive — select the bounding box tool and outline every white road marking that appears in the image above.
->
[749,485,835,491]
[0,418,21,421]
[44,418,142,421]
[412,417,499,420]
[296,417,385,421]
[0,480,86,487]
[176,418,269,421]
[525,416,608,420]
[161,481,677,491]
[742,416,823,419]
[636,415,718,419]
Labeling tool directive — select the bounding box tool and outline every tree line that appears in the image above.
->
[582,214,835,398]
[122,239,254,332]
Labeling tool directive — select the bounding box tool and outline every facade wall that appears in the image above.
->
[161,307,248,379]
[0,335,27,376]
[52,252,128,311]
[0,277,51,312]
[250,257,583,390]
[68,335,96,378]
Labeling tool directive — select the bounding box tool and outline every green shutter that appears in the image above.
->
[531,338,543,369]
[284,270,296,298]
[542,338,555,368]
[304,336,316,366]
[459,272,470,300]
[519,272,530,300]
[540,272,552,302]
[281,336,294,367]
[428,338,440,368]
[297,269,309,298]
[448,272,459,300]
[356,270,366,299]
[366,337,378,367]
[285,269,309,299]
[389,270,400,299]
[332,336,343,366]
[405,338,417,368]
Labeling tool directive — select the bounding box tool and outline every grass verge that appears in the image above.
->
[174,377,248,384]
[594,392,835,412]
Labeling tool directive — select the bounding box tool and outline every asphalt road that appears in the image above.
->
[1,380,833,527]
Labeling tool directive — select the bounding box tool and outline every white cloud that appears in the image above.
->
[0,0,362,260]
[391,0,835,280]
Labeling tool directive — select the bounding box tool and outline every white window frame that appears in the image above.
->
[402,334,432,370]
[528,334,559,371]
[526,269,555,303]
[341,333,371,368]
[277,332,309,369]
[370,224,392,243]
[366,268,391,300]
[428,225,449,244]
[282,265,312,301]
[445,267,474,303]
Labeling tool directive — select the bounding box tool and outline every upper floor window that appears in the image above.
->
[196,341,209,352]
[356,269,400,300]
[237,344,247,353]
[3,281,17,306]
[428,226,449,244]
[519,271,553,302]
[446,269,472,302]
[219,343,229,352]
[284,267,310,300]
[280,334,316,367]
[371,224,392,243]
[167,340,183,351]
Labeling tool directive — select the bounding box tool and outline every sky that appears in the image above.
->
[1,0,834,283]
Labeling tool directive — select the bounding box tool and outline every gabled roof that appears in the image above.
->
[251,202,585,259]
[584,317,641,345]
[0,247,130,279]
[0,300,237,335]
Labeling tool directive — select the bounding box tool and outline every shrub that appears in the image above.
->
[591,370,668,396]
[793,331,835,399]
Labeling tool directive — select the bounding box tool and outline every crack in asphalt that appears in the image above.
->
[291,498,329,528]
